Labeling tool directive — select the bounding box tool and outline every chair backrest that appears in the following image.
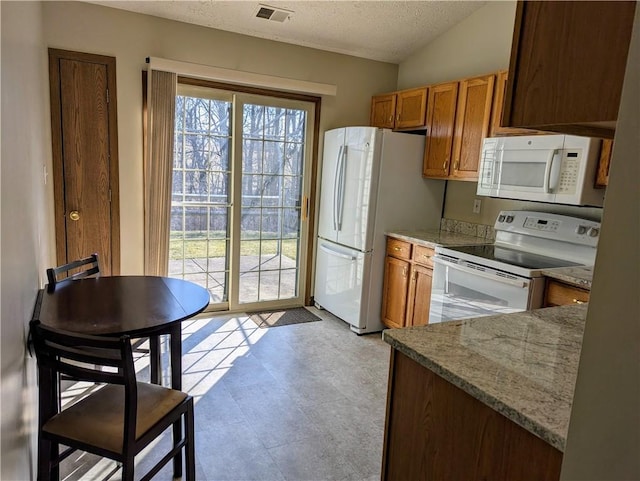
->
[29,320,138,447]
[46,253,100,289]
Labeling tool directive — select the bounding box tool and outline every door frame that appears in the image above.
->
[48,49,120,274]
[175,77,321,306]
[227,93,315,312]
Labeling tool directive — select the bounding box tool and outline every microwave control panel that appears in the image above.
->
[556,150,582,194]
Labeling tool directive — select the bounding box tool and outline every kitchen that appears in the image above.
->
[2,1,638,480]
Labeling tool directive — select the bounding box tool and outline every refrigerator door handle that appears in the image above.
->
[332,145,344,231]
[336,146,348,230]
[319,242,357,261]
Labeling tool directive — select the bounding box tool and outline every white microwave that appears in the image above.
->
[476,135,604,207]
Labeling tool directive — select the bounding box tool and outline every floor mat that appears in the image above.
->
[249,307,321,328]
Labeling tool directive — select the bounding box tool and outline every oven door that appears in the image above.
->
[429,256,533,324]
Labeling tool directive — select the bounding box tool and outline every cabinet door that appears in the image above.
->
[406,264,433,327]
[504,1,635,138]
[396,87,428,130]
[595,139,613,188]
[490,70,540,137]
[451,74,495,180]
[370,94,397,129]
[381,256,410,329]
[422,82,458,178]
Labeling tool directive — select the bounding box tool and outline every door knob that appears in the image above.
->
[69,210,80,221]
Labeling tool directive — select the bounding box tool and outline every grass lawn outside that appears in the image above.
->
[169,231,299,260]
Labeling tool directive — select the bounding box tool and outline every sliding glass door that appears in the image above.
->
[169,84,313,311]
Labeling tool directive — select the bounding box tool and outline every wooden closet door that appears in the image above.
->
[49,49,120,274]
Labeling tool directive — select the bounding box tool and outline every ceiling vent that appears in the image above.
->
[255,4,293,23]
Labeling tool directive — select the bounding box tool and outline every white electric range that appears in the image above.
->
[428,210,600,324]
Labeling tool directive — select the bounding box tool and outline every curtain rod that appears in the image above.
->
[146,57,337,97]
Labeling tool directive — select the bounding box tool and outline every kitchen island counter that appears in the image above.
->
[382,304,587,452]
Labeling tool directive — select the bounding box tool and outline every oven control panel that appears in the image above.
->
[495,210,600,248]
[523,217,561,232]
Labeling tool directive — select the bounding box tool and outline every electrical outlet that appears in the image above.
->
[473,199,482,214]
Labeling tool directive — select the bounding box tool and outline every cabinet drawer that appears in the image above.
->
[413,245,435,268]
[386,239,412,260]
[545,280,590,307]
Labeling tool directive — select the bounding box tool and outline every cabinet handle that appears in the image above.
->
[422,254,431,259]
[572,299,585,304]
[389,115,393,123]
[411,271,416,281]
[443,160,449,171]
[402,267,407,277]
[393,246,402,251]
[453,160,459,171]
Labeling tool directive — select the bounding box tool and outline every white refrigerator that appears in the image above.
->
[314,127,445,334]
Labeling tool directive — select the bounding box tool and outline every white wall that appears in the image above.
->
[397,0,603,225]
[1,2,54,479]
[398,1,516,89]
[560,8,640,479]
[42,1,399,274]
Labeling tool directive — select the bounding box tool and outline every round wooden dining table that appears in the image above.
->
[34,275,210,391]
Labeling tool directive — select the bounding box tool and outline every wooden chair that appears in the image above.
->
[30,319,195,481]
[46,253,100,290]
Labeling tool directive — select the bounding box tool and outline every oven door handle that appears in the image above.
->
[433,257,529,289]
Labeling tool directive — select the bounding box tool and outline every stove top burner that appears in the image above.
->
[445,244,583,270]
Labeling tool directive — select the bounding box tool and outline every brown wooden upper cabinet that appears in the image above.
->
[503,1,636,139]
[490,70,541,137]
[422,74,495,181]
[450,74,495,180]
[422,81,458,178]
[370,87,428,130]
[370,93,397,129]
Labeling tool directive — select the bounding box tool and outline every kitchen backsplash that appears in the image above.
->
[440,218,495,240]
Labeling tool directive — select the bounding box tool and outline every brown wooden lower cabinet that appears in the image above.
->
[406,264,432,327]
[381,255,410,329]
[382,351,563,481]
[381,238,434,328]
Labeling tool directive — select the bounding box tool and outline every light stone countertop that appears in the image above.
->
[382,304,588,452]
[386,230,492,248]
[541,266,593,290]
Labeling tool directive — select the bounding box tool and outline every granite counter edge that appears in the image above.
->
[382,332,566,452]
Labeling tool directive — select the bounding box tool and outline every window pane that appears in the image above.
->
[243,139,264,174]
[243,104,264,139]
[209,137,230,171]
[284,142,303,175]
[283,176,301,207]
[286,109,306,142]
[263,142,284,174]
[240,211,261,239]
[264,106,286,140]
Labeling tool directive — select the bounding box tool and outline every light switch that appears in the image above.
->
[473,199,482,214]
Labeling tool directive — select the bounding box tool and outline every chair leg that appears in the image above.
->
[185,399,196,481]
[122,456,135,481]
[149,335,161,385]
[172,419,183,478]
[37,437,56,481]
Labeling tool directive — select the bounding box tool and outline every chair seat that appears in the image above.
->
[43,382,187,454]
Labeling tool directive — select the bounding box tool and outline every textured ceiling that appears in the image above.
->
[89,1,486,63]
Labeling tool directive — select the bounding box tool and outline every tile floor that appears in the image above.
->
[59,307,391,481]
